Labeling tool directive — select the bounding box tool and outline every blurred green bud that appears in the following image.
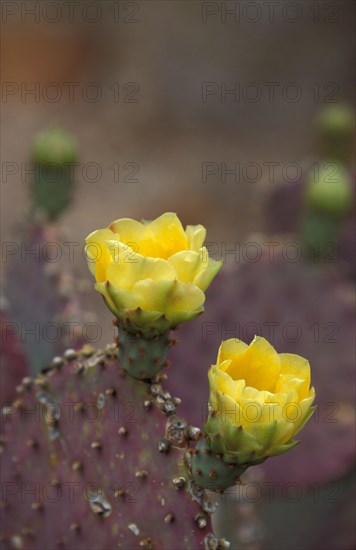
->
[317,105,354,163]
[305,161,352,217]
[30,127,78,221]
[32,127,78,166]
[317,105,354,141]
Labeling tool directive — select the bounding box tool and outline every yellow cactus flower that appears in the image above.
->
[205,336,315,465]
[85,213,221,334]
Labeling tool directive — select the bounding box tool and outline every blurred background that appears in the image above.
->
[1,1,355,549]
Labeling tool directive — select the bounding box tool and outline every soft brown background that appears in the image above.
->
[2,0,354,349]
[2,0,355,244]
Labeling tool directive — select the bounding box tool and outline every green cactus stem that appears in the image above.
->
[189,438,250,493]
[116,325,173,380]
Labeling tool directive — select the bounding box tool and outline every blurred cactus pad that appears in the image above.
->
[0,310,29,407]
[266,105,355,277]
[0,344,229,550]
[5,223,91,378]
[30,127,78,221]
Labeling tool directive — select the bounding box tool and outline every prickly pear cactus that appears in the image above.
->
[169,255,355,487]
[167,255,354,549]
[0,309,29,407]
[0,344,228,550]
[5,223,92,375]
[265,105,355,277]
[266,176,356,279]
[266,176,302,234]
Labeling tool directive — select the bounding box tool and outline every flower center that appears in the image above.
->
[226,358,281,393]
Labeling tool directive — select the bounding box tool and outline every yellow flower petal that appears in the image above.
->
[217,339,248,365]
[168,250,202,283]
[185,224,206,251]
[132,279,177,312]
[164,280,205,322]
[109,218,146,254]
[85,228,115,282]
[275,373,310,402]
[146,213,188,259]
[225,336,281,392]
[193,254,222,291]
[278,353,311,400]
[215,365,245,401]
[105,281,141,311]
[106,241,176,290]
